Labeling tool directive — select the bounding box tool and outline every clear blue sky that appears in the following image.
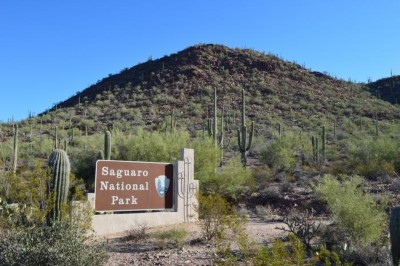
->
[1,1,399,122]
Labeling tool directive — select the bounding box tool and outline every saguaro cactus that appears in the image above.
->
[207,88,229,147]
[237,89,254,167]
[104,130,111,160]
[207,87,219,146]
[390,206,400,266]
[213,87,218,146]
[218,105,230,166]
[311,135,319,163]
[166,108,176,134]
[333,120,337,143]
[47,149,70,224]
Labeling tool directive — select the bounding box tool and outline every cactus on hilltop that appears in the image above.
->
[47,149,70,224]
[237,89,254,167]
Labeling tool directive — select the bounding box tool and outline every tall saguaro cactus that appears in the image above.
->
[213,87,218,146]
[207,87,219,147]
[104,130,112,160]
[47,149,70,224]
[207,88,228,148]
[237,89,254,167]
[321,125,326,162]
[390,206,400,266]
[218,105,230,166]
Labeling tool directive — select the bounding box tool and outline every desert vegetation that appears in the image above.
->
[1,44,400,265]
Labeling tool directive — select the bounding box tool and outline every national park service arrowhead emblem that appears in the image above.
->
[155,175,170,197]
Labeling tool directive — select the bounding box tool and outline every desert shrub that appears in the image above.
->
[0,221,108,266]
[124,223,149,242]
[255,205,274,220]
[261,130,311,171]
[197,193,234,241]
[190,137,219,183]
[347,135,400,178]
[213,156,254,201]
[253,234,315,266]
[71,149,99,189]
[276,208,321,249]
[315,174,387,246]
[252,165,275,186]
[314,244,350,266]
[192,139,253,200]
[0,161,49,227]
[213,213,250,265]
[152,227,188,249]
[114,128,190,162]
[69,200,93,233]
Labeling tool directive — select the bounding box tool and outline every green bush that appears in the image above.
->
[0,221,108,266]
[114,128,190,162]
[189,137,219,183]
[71,149,99,189]
[152,227,188,249]
[0,161,49,227]
[315,174,387,245]
[195,148,253,201]
[197,193,234,241]
[215,156,254,201]
[253,234,315,266]
[261,130,311,171]
[191,137,253,200]
[347,135,399,178]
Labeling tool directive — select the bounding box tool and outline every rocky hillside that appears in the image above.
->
[365,75,400,104]
[38,44,400,133]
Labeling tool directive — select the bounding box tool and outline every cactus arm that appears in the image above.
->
[241,126,247,152]
[246,121,254,151]
[218,104,225,147]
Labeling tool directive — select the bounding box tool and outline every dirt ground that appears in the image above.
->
[104,217,289,266]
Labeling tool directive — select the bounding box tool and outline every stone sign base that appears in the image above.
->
[86,148,198,236]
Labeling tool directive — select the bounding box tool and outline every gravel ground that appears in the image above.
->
[104,217,288,265]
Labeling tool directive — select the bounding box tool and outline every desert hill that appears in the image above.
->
[365,75,400,104]
[40,44,400,134]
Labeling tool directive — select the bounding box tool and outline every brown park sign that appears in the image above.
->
[95,160,174,212]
